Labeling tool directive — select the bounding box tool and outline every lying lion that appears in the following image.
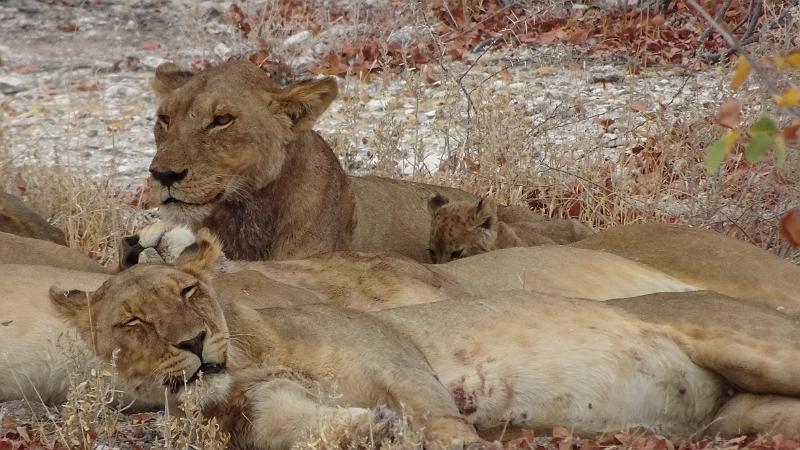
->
[427,193,593,263]
[3,217,800,406]
[0,225,697,404]
[45,233,800,449]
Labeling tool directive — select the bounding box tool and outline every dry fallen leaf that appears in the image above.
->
[630,99,649,113]
[593,118,615,131]
[779,209,800,246]
[141,40,160,50]
[716,99,741,129]
[784,120,800,142]
[106,119,127,133]
[77,83,99,92]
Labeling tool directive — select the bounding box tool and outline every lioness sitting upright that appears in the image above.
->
[427,193,592,263]
[148,60,355,260]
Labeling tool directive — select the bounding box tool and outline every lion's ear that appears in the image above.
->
[428,193,449,214]
[49,287,93,330]
[274,77,338,131]
[174,228,222,278]
[474,197,497,229]
[151,63,194,96]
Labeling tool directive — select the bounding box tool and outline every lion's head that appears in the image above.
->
[49,232,230,406]
[148,59,339,226]
[427,194,499,263]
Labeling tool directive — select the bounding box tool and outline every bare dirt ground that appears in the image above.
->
[1,0,800,449]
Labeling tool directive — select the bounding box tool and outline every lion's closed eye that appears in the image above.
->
[209,114,234,129]
[181,284,199,299]
[124,317,144,327]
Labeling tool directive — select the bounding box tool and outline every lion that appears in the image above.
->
[427,194,593,263]
[0,192,66,245]
[146,59,548,263]
[4,218,800,406]
[572,223,800,314]
[46,240,800,449]
[0,224,695,405]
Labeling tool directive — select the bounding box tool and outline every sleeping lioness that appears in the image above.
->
[46,233,800,449]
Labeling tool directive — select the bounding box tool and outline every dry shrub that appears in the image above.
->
[295,407,422,450]
[338,67,799,261]
[59,346,122,449]
[154,375,230,450]
[0,165,153,267]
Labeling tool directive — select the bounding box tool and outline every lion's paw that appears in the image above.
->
[119,221,199,269]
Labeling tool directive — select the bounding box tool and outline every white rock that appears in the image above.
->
[282,30,313,49]
[105,84,139,98]
[366,99,387,111]
[0,76,29,94]
[589,65,625,83]
[387,25,415,45]
[142,56,166,70]
[214,42,232,59]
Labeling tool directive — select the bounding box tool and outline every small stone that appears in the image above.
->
[198,0,225,17]
[214,42,232,59]
[589,65,625,83]
[142,55,166,70]
[387,25,415,45]
[281,30,313,49]
[0,76,29,94]
[105,84,139,98]
[366,99,387,111]
[16,3,43,14]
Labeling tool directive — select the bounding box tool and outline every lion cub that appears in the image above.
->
[427,194,592,263]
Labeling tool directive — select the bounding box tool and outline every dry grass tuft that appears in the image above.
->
[0,164,153,267]
[154,375,230,450]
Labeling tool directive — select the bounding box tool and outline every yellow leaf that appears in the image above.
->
[776,87,800,107]
[788,52,800,70]
[731,56,751,91]
[774,56,789,70]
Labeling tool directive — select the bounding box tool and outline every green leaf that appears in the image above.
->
[749,116,778,135]
[774,136,786,166]
[705,131,738,172]
[744,134,773,162]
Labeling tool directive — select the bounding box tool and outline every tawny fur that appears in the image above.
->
[0,192,66,246]
[427,194,592,263]
[44,252,800,448]
[150,60,355,261]
[147,60,558,263]
[573,223,800,313]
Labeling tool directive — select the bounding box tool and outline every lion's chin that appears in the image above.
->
[158,201,216,227]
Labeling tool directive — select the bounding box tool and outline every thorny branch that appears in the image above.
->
[686,0,800,120]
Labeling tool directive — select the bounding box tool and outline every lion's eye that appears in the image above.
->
[450,250,463,260]
[211,114,234,128]
[181,284,199,299]
[125,317,143,327]
[158,114,170,126]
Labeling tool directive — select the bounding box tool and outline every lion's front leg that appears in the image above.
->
[235,378,400,450]
[378,367,483,449]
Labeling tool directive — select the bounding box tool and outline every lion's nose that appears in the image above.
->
[149,168,188,187]
[176,331,206,359]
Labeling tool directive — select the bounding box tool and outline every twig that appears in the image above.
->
[697,0,732,46]
[739,0,763,45]
[686,0,799,120]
